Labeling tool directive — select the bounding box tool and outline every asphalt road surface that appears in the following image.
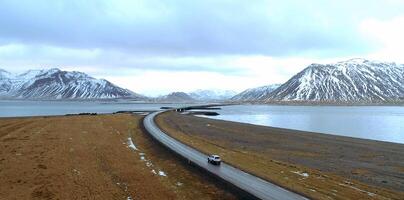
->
[143,111,308,200]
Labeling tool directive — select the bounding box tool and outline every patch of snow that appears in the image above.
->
[291,171,309,178]
[127,137,138,151]
[338,183,376,197]
[176,182,183,186]
[232,84,281,101]
[140,156,145,161]
[151,169,157,174]
[158,171,167,177]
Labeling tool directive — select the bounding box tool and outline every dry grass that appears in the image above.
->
[0,114,238,200]
[156,111,404,200]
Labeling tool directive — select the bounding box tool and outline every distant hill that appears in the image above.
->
[0,68,146,100]
[154,90,236,103]
[265,59,404,103]
[155,92,195,103]
[231,84,281,102]
[189,89,237,101]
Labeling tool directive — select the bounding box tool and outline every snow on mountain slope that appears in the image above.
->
[0,68,145,100]
[189,89,237,101]
[0,69,13,95]
[266,58,404,102]
[0,69,12,79]
[231,84,281,101]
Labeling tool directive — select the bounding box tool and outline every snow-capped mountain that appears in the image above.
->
[155,92,195,102]
[0,69,13,94]
[266,58,404,102]
[189,89,237,101]
[0,68,145,100]
[231,84,281,101]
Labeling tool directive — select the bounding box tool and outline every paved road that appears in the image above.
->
[143,111,308,200]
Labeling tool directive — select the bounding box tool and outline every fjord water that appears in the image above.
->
[202,105,404,144]
[2,101,403,144]
[0,100,192,117]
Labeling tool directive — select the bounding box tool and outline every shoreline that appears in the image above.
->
[1,102,403,119]
[2,110,403,199]
[156,111,404,200]
[195,114,404,145]
[1,98,403,106]
[229,101,404,106]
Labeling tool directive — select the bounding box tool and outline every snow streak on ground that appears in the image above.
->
[124,136,167,177]
[127,137,138,151]
[158,171,167,177]
[291,171,309,178]
[338,182,378,198]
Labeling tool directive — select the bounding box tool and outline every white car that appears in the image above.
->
[207,155,221,165]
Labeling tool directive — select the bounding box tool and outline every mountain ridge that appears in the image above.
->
[231,84,281,102]
[265,59,404,102]
[0,68,146,100]
[189,89,237,101]
[154,92,195,103]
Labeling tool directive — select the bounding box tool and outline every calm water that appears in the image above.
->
[0,100,193,117]
[200,105,404,144]
[2,101,403,144]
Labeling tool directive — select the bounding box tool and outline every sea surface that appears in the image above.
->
[0,100,193,117]
[2,101,403,144]
[199,105,404,144]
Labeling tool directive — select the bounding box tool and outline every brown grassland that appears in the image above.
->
[156,111,404,200]
[0,114,238,200]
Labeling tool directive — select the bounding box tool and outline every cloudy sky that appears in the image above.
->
[1,0,404,96]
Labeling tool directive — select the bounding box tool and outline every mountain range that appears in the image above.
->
[2,58,403,104]
[0,68,237,102]
[189,89,237,101]
[265,58,404,103]
[153,89,237,103]
[0,68,145,100]
[154,92,195,103]
[232,58,404,103]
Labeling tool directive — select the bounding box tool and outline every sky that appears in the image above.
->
[1,0,404,96]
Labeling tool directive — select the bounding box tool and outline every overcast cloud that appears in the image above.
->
[1,0,404,96]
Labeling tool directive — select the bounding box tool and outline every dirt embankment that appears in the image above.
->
[156,111,404,200]
[0,114,238,200]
